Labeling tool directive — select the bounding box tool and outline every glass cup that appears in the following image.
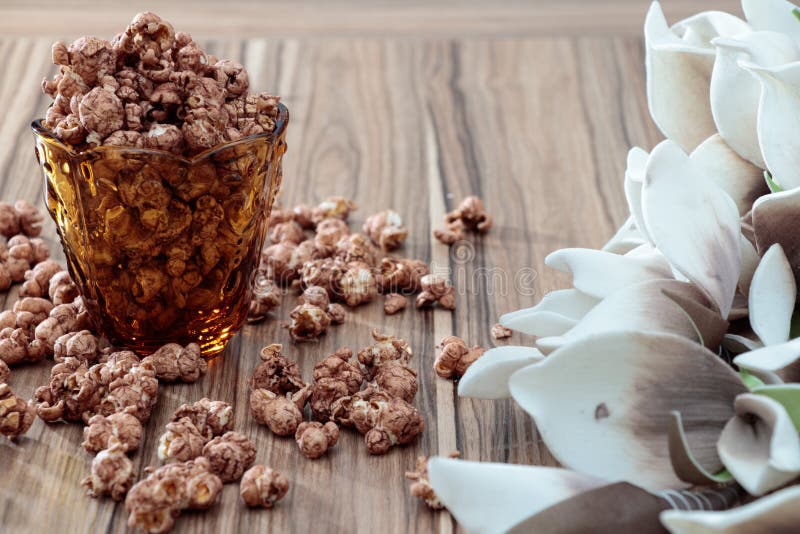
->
[31,104,288,356]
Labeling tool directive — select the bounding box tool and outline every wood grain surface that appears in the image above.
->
[0,1,738,533]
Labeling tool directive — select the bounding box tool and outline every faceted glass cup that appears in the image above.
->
[31,104,288,356]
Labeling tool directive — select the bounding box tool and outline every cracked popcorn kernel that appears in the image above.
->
[142,342,207,383]
[416,274,456,310]
[202,431,257,482]
[171,398,233,441]
[240,465,290,508]
[363,210,408,251]
[0,383,35,439]
[158,417,206,463]
[249,344,305,394]
[83,410,143,454]
[287,303,331,342]
[295,421,339,459]
[250,386,310,437]
[434,336,486,379]
[383,293,407,315]
[82,440,135,501]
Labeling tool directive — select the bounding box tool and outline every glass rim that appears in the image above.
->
[31,102,289,162]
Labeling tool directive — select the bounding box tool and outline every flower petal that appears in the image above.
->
[602,216,647,255]
[733,337,800,384]
[508,482,671,534]
[427,458,605,534]
[742,0,800,39]
[499,288,599,338]
[510,331,747,490]
[749,243,796,345]
[645,2,749,152]
[690,134,768,214]
[535,279,727,355]
[457,346,544,400]
[667,412,734,485]
[624,147,654,244]
[754,383,800,431]
[738,233,760,298]
[642,140,742,317]
[661,484,800,533]
[545,246,673,300]
[710,32,799,168]
[741,60,800,190]
[751,187,800,285]
[718,393,800,495]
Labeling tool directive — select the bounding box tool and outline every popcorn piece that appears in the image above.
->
[434,196,492,245]
[415,274,456,310]
[326,303,346,325]
[142,342,206,383]
[0,383,35,439]
[49,270,80,305]
[313,218,350,257]
[82,410,143,454]
[158,417,206,462]
[405,452,460,509]
[363,210,408,251]
[19,260,62,298]
[250,386,310,436]
[311,197,357,225]
[0,360,9,384]
[240,465,289,508]
[202,431,257,482]
[79,87,125,137]
[34,299,91,355]
[170,398,233,441]
[0,202,20,237]
[364,397,424,455]
[339,261,377,307]
[126,457,222,534]
[357,330,412,379]
[248,344,305,394]
[432,221,465,246]
[82,441,135,501]
[491,323,512,340]
[372,360,418,403]
[309,378,351,422]
[286,303,331,342]
[434,336,486,379]
[383,293,407,315]
[13,200,45,237]
[269,220,305,245]
[291,204,315,229]
[335,233,379,267]
[247,280,281,323]
[53,330,100,363]
[299,285,330,309]
[375,258,429,294]
[295,421,339,459]
[312,347,363,395]
[300,258,345,297]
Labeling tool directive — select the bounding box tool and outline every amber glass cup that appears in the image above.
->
[31,104,288,356]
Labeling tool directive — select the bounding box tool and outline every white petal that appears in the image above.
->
[642,140,742,317]
[535,279,726,355]
[751,187,800,284]
[602,216,647,255]
[645,2,749,152]
[510,331,747,491]
[749,243,796,345]
[427,458,605,534]
[624,147,654,244]
[661,484,800,533]
[734,337,800,384]
[742,60,800,190]
[742,0,800,40]
[737,233,760,297]
[710,32,799,168]
[690,135,767,214]
[723,332,764,354]
[718,394,800,495]
[457,346,544,400]
[545,246,673,300]
[499,288,599,338]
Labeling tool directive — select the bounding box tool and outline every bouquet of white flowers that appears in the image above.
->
[425,1,800,532]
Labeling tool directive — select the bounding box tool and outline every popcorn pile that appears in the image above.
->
[41,12,280,155]
[248,335,424,457]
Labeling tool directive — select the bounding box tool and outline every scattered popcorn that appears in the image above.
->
[170,398,233,441]
[363,210,408,251]
[82,410,143,454]
[383,293,407,315]
[434,336,486,379]
[312,347,364,395]
[311,196,357,225]
[82,441,135,501]
[286,303,331,342]
[202,431,256,482]
[248,343,305,394]
[295,421,339,459]
[250,386,310,436]
[142,342,206,383]
[0,382,35,439]
[357,330,412,379]
[434,195,492,245]
[0,360,9,383]
[415,274,456,310]
[405,452,460,509]
[158,417,206,463]
[240,465,290,508]
[491,323,512,340]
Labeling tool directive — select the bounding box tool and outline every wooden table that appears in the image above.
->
[0,1,740,532]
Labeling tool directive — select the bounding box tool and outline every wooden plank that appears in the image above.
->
[0,0,742,38]
[0,16,663,534]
